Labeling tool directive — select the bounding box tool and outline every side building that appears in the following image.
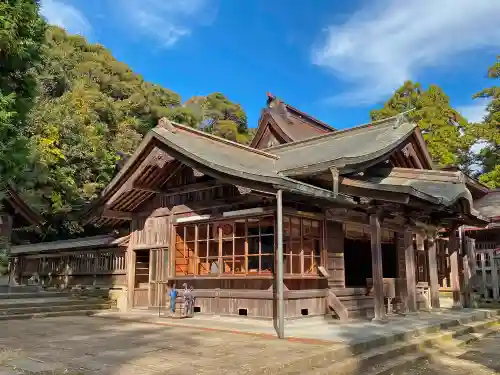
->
[465,190,500,302]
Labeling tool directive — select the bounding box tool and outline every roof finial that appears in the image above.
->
[393,108,415,129]
[158,117,177,133]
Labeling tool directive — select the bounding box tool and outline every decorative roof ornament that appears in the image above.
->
[393,112,407,129]
[158,117,177,133]
[393,108,416,129]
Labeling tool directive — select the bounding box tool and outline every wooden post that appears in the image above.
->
[276,190,285,338]
[370,213,386,322]
[449,230,462,308]
[490,248,499,301]
[467,238,477,306]
[404,228,417,313]
[127,249,136,310]
[426,231,440,309]
[480,252,488,299]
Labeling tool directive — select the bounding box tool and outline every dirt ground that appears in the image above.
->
[2,315,500,375]
[0,316,330,375]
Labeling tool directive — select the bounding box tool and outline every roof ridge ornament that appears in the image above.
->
[158,117,177,133]
[267,94,293,124]
[393,108,416,129]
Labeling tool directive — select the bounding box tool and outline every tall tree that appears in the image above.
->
[185,92,251,143]
[472,56,500,188]
[371,81,473,169]
[0,0,46,184]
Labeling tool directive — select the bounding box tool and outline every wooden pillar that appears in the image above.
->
[126,249,136,310]
[370,214,386,322]
[426,231,440,309]
[490,248,499,300]
[462,237,477,307]
[404,228,417,313]
[8,256,19,286]
[480,252,488,298]
[449,230,462,308]
[276,190,285,338]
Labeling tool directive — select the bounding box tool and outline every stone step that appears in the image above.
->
[244,310,499,375]
[0,290,111,300]
[0,308,117,321]
[0,297,109,309]
[284,315,500,375]
[0,303,112,316]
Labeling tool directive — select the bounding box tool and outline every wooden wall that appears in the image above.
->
[19,246,127,288]
[131,216,170,248]
[325,221,345,288]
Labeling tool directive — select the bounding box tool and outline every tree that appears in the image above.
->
[185,92,252,143]
[17,26,250,240]
[371,81,474,169]
[0,0,46,184]
[471,56,500,188]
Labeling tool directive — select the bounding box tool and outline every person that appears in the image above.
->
[168,284,178,314]
[182,283,191,317]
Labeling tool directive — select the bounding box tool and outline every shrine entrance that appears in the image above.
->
[148,247,169,307]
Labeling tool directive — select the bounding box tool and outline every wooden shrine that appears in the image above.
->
[9,95,489,330]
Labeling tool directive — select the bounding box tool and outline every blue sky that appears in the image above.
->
[40,0,500,130]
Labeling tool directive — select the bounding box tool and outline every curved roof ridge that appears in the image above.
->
[265,112,415,152]
[163,119,279,160]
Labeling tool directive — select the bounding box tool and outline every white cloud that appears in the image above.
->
[458,99,489,123]
[120,0,216,47]
[40,0,91,36]
[312,0,500,106]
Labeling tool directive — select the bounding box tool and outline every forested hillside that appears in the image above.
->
[11,24,252,239]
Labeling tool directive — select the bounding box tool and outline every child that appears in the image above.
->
[168,284,178,314]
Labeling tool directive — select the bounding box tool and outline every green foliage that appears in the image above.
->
[471,57,500,188]
[0,0,46,183]
[14,26,250,239]
[185,92,252,144]
[371,81,474,169]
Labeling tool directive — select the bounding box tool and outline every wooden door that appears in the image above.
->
[149,248,169,307]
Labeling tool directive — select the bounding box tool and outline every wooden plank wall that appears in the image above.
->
[19,247,127,288]
[131,216,170,248]
[395,232,406,278]
[325,221,345,288]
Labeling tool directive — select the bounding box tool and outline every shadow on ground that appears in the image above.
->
[1,312,500,375]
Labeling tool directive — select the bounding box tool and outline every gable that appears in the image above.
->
[251,109,332,149]
[255,121,289,149]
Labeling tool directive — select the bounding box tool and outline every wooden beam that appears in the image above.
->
[330,167,339,197]
[101,208,134,221]
[132,185,162,194]
[141,195,265,218]
[161,180,225,197]
[107,147,174,207]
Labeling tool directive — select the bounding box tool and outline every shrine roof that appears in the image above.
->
[270,115,417,175]
[3,186,44,228]
[97,119,355,209]
[10,234,129,255]
[473,190,500,219]
[249,95,335,148]
[341,167,489,225]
